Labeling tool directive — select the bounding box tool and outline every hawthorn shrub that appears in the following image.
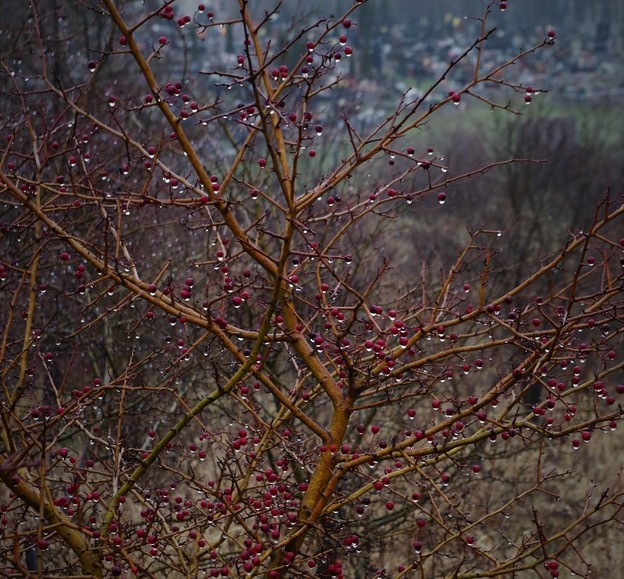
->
[1,1,623,577]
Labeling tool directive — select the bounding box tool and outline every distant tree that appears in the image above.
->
[1,1,623,577]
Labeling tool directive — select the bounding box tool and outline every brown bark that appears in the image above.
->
[0,457,102,577]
